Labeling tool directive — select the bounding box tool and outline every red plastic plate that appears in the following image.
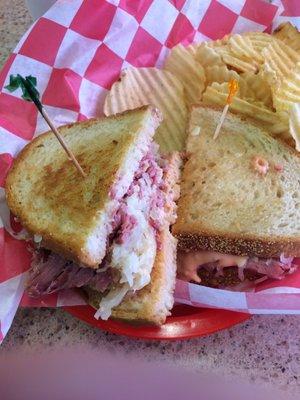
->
[65,304,250,340]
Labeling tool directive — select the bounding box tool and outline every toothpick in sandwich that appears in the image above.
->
[213,79,239,140]
[5,74,86,177]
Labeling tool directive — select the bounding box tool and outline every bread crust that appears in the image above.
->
[175,231,300,258]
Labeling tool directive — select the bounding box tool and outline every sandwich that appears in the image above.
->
[5,106,181,325]
[173,105,300,290]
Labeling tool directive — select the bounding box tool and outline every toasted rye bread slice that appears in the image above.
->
[6,106,162,268]
[173,105,300,258]
[86,152,181,325]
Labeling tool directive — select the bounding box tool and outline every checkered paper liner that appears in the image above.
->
[0,0,299,343]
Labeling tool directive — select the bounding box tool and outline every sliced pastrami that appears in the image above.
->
[27,250,113,297]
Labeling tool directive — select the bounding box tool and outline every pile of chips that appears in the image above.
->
[104,22,300,153]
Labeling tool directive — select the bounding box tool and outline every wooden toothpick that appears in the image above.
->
[213,79,239,140]
[5,74,86,178]
[38,108,86,177]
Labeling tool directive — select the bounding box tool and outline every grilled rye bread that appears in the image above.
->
[6,106,162,268]
[173,105,300,258]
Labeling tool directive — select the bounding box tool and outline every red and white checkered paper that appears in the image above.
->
[0,0,299,342]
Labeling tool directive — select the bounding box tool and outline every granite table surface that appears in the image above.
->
[0,1,299,397]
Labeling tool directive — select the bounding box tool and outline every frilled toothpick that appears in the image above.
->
[5,74,86,177]
[213,79,239,140]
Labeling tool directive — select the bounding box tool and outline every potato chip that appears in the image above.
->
[103,67,188,152]
[186,36,229,56]
[289,102,300,151]
[202,82,288,136]
[262,40,300,85]
[244,32,275,52]
[208,35,231,47]
[260,37,300,115]
[212,44,259,73]
[204,78,254,101]
[237,79,258,101]
[228,34,264,64]
[164,44,206,104]
[203,81,255,103]
[240,71,273,108]
[185,42,199,57]
[203,64,270,105]
[272,62,300,113]
[197,40,256,73]
[220,50,259,73]
[196,42,223,68]
[273,22,300,52]
[204,65,239,86]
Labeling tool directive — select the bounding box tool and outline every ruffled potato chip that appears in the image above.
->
[201,74,262,105]
[261,39,300,116]
[273,22,300,52]
[185,42,199,57]
[206,42,259,73]
[272,63,300,113]
[244,32,275,52]
[202,81,255,104]
[202,82,288,137]
[262,40,300,86]
[240,71,273,108]
[103,67,188,152]
[219,49,258,73]
[164,44,206,104]
[208,35,231,47]
[197,41,258,73]
[196,42,223,68]
[228,34,264,64]
[205,65,239,86]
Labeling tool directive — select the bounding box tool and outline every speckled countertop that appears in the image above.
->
[0,1,300,397]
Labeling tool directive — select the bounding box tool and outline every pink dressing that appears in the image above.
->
[177,251,248,283]
[177,250,297,285]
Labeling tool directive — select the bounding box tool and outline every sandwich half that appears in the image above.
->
[87,152,181,324]
[6,106,181,324]
[173,105,300,289]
